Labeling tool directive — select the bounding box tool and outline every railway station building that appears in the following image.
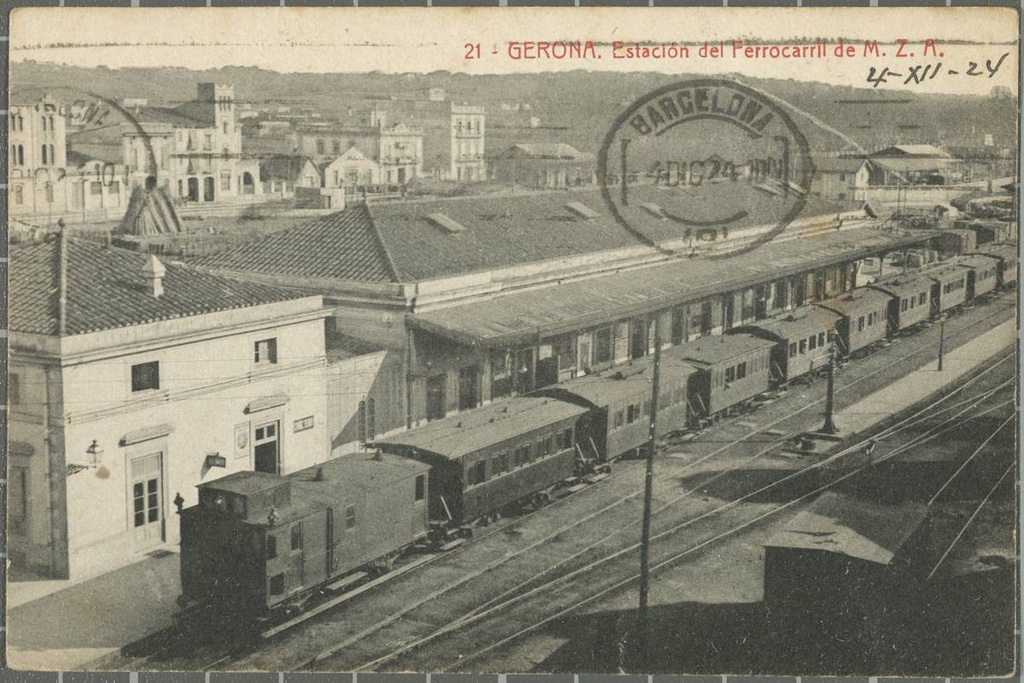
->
[199,186,936,433]
[8,234,338,580]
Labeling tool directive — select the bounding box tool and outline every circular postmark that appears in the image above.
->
[598,78,815,258]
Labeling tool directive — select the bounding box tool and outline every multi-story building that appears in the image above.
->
[121,83,263,205]
[293,109,424,188]
[9,232,336,580]
[448,104,486,182]
[9,95,130,225]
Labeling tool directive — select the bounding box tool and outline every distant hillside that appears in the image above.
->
[11,62,1017,156]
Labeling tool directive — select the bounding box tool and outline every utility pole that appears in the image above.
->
[937,315,946,371]
[821,335,838,434]
[638,315,661,666]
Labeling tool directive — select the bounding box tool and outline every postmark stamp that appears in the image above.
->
[598,78,815,257]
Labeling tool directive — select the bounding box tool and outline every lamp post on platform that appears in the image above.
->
[821,334,838,435]
[937,314,947,371]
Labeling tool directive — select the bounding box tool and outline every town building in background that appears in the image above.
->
[490,143,595,189]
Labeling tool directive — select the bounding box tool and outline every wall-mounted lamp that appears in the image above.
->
[67,440,104,476]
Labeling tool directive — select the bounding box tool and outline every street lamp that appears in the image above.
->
[937,313,948,371]
[821,333,838,435]
[67,439,104,476]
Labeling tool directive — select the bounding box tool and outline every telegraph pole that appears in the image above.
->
[937,315,946,371]
[821,335,838,434]
[638,315,661,666]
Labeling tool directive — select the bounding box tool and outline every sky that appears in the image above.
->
[9,7,1018,97]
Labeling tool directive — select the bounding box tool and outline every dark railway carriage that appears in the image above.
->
[373,397,587,526]
[533,357,697,461]
[816,288,890,358]
[179,453,430,619]
[925,265,969,315]
[958,255,999,301]
[970,245,1018,289]
[734,306,840,387]
[868,275,932,335]
[667,334,775,419]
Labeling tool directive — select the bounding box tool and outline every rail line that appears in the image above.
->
[326,346,1016,671]
[438,380,1017,672]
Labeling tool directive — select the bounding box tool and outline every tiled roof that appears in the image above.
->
[10,238,310,336]
[367,189,647,281]
[196,204,398,283]
[198,187,852,285]
[259,155,313,182]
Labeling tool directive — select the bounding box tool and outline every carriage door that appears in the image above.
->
[130,453,164,551]
[254,421,281,474]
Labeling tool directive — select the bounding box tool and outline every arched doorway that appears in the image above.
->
[241,171,255,195]
[186,177,199,202]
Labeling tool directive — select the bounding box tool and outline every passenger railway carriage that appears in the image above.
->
[972,245,1019,288]
[868,275,932,336]
[816,288,891,358]
[959,255,999,301]
[925,265,969,315]
[372,396,588,526]
[534,357,697,461]
[667,334,775,419]
[734,306,840,388]
[179,452,430,620]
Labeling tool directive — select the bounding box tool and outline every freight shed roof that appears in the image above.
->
[540,357,698,408]
[373,396,588,460]
[667,334,775,367]
[765,492,928,565]
[197,187,851,284]
[737,306,840,342]
[409,228,931,347]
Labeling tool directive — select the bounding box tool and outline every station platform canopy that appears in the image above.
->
[408,227,933,348]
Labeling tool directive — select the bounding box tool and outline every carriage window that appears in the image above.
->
[919,293,926,305]
[818,333,826,347]
[857,316,865,332]
[808,335,817,350]
[346,505,356,529]
[725,366,736,383]
[475,460,487,483]
[270,573,285,595]
[291,524,303,551]
[901,298,909,312]
[736,362,747,380]
[614,410,625,428]
[799,339,807,354]
[533,442,543,460]
[626,404,636,424]
[266,534,278,560]
[415,474,425,501]
[558,429,572,450]
[789,342,797,358]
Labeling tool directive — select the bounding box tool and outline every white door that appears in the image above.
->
[130,453,164,550]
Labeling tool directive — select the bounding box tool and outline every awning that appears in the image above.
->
[245,395,290,414]
[409,228,933,348]
[120,423,175,446]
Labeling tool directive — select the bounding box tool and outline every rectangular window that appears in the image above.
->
[725,366,736,383]
[736,362,747,380]
[475,460,487,483]
[614,410,625,428]
[857,316,866,332]
[220,171,231,191]
[799,339,807,354]
[254,338,278,364]
[789,342,798,358]
[345,505,356,529]
[415,474,425,501]
[626,404,636,424]
[501,452,510,472]
[131,361,160,392]
[594,327,613,364]
[270,573,284,595]
[901,298,908,312]
[90,181,103,196]
[818,332,826,347]
[290,524,303,551]
[267,534,278,560]
[808,335,817,350]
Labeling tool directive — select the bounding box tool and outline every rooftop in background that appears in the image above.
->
[765,492,928,565]
[495,143,592,160]
[326,330,386,364]
[870,144,952,158]
[197,186,853,284]
[10,237,311,337]
[813,157,871,174]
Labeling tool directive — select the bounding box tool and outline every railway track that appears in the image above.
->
[363,358,1016,673]
[104,292,1014,672]
[290,308,1015,671]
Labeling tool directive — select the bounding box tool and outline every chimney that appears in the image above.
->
[142,254,166,298]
